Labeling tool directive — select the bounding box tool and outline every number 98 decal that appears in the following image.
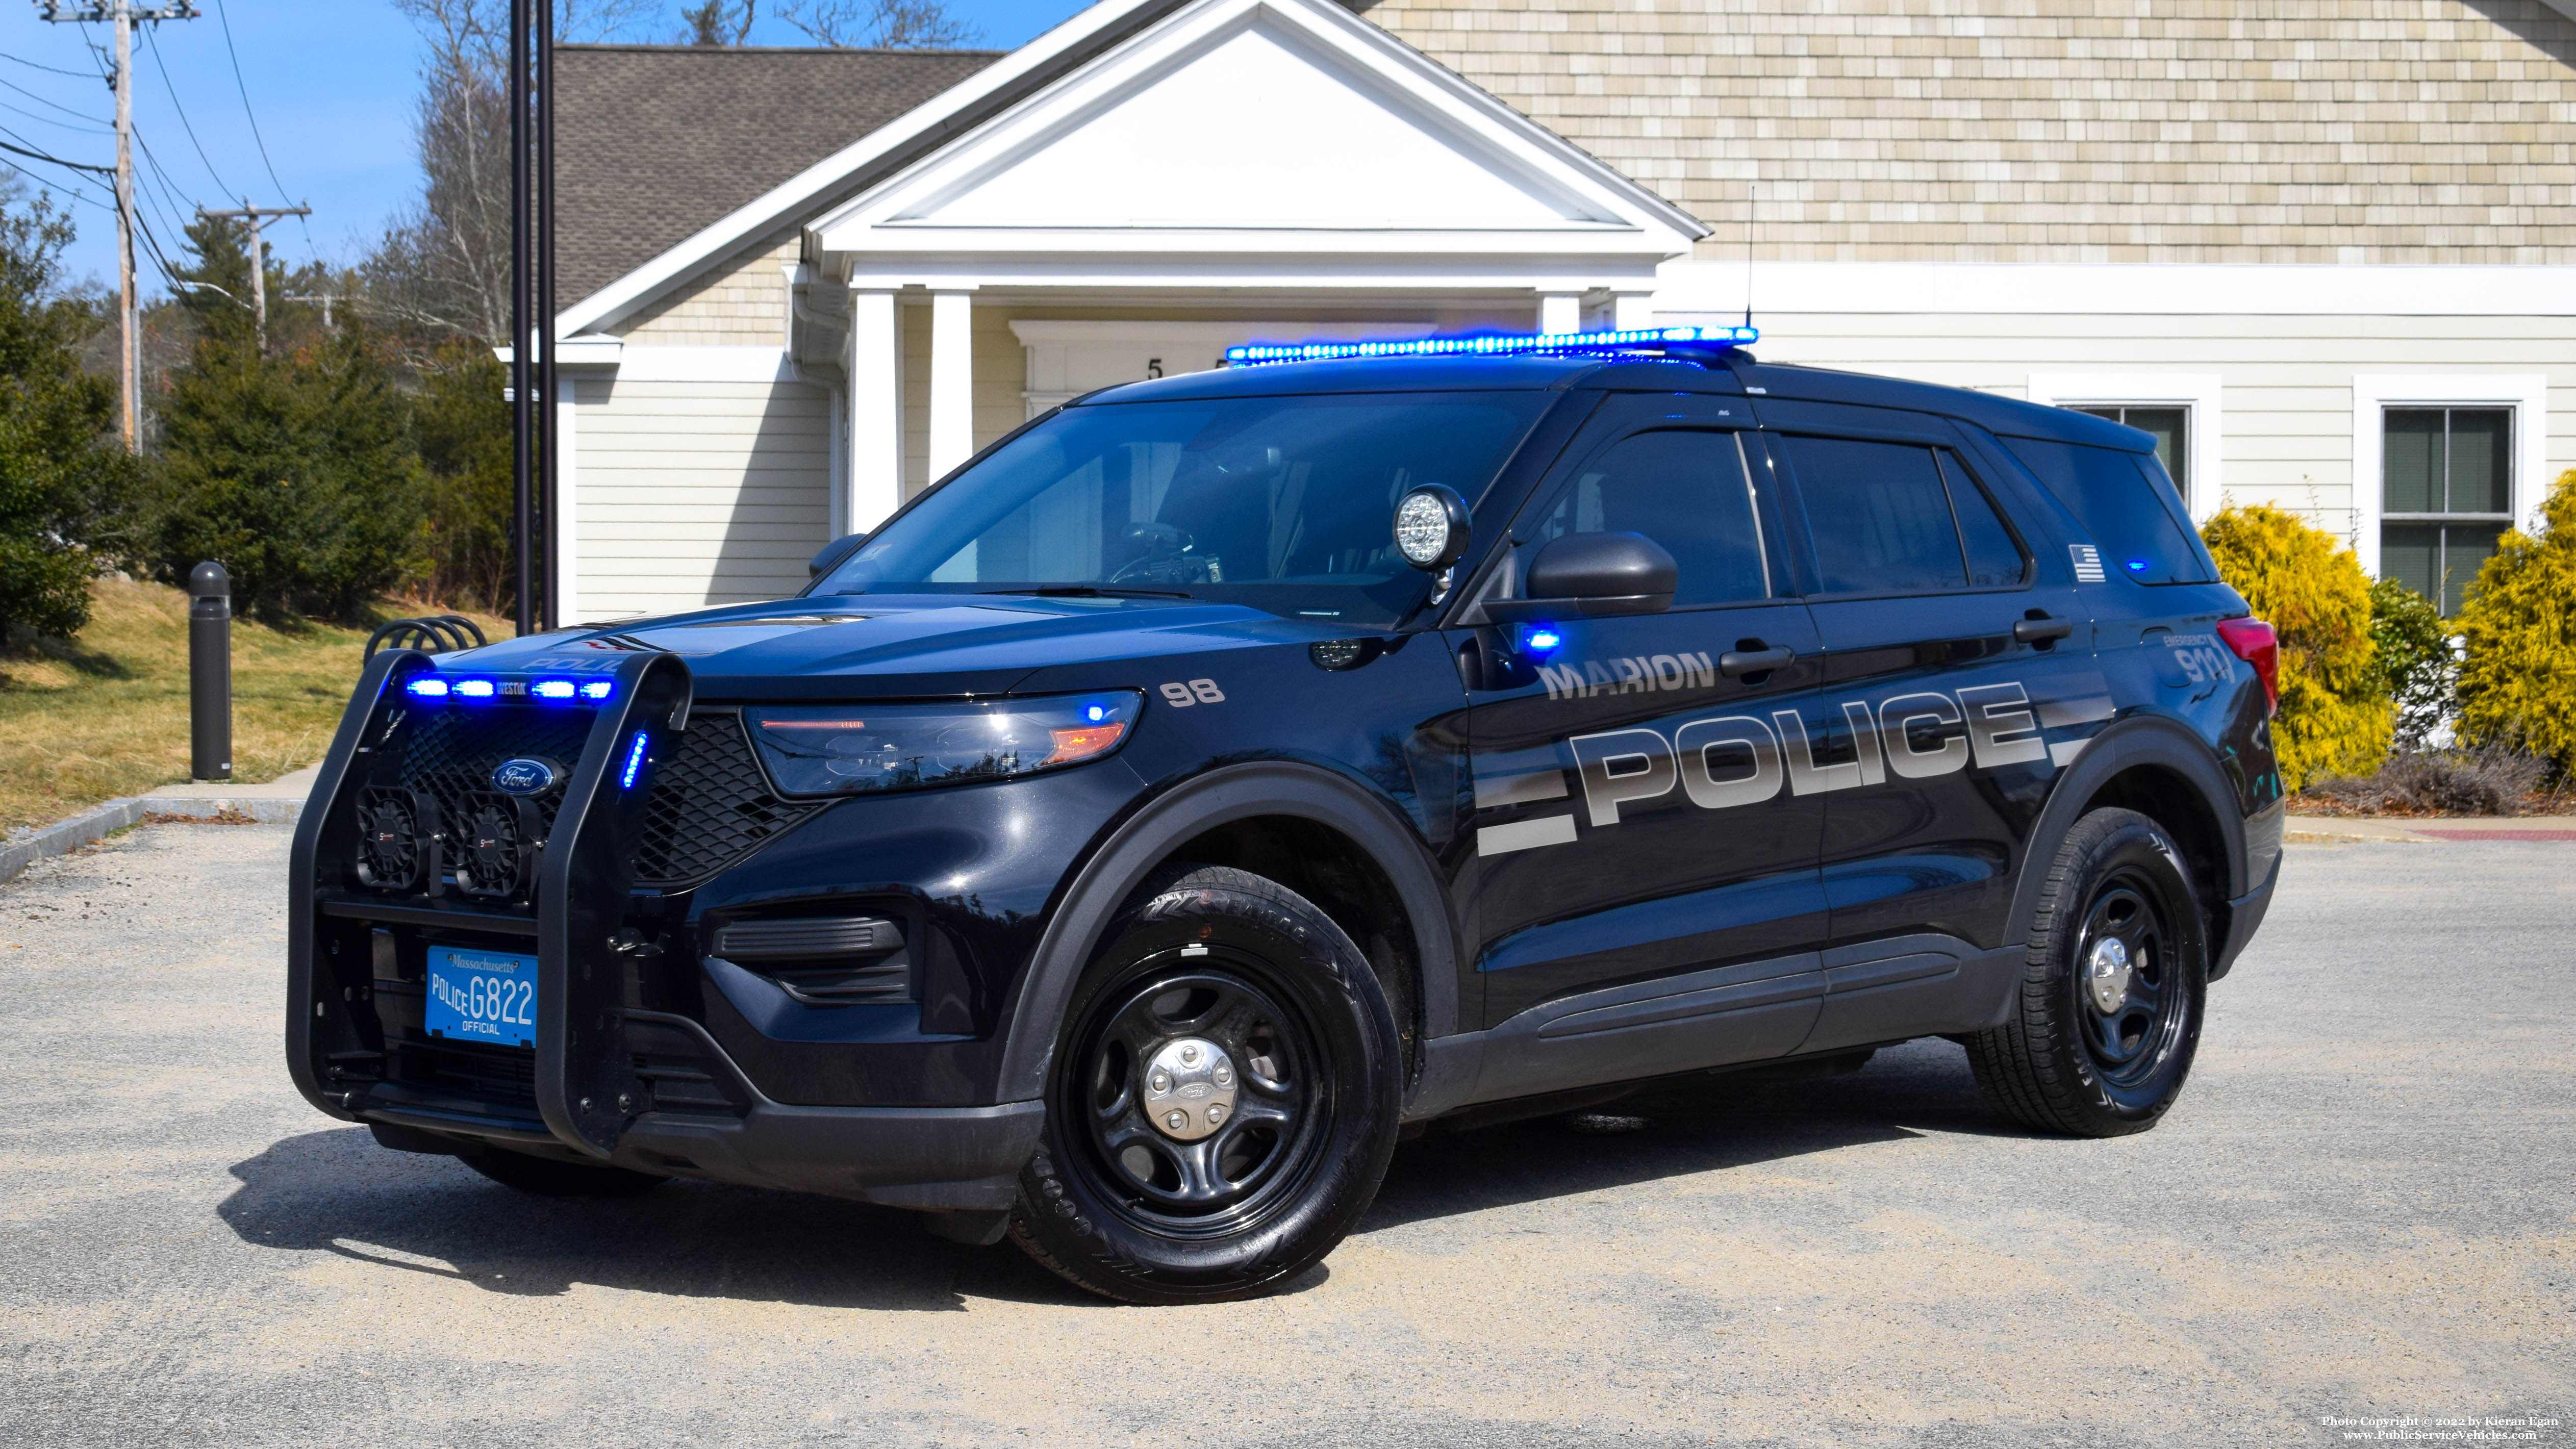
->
[1159,678,1226,707]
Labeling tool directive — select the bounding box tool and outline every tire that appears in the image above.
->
[1966,807,2208,1137]
[1009,866,1403,1305]
[461,1147,669,1197]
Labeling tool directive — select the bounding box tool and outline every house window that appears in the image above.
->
[2381,408,2511,615]
[2073,406,2189,500]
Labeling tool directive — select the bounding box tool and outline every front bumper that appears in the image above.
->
[287,648,1052,1210]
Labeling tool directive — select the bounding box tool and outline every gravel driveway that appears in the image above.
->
[1,823,2567,1447]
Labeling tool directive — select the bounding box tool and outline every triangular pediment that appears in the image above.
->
[813,0,1702,255]
[898,18,1608,231]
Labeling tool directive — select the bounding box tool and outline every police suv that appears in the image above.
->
[288,326,2285,1304]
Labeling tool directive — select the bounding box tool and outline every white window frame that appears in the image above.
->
[2026,374,2224,523]
[2351,374,2548,579]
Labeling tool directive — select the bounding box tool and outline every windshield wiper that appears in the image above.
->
[979,585,1195,600]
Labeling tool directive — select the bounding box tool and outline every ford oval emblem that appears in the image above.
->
[490,757,564,797]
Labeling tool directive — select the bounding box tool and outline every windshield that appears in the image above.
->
[811,391,1550,627]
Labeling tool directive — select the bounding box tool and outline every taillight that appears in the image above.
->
[2215,616,2279,716]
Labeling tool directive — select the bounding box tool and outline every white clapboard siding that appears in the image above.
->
[1680,311,2576,539]
[574,377,831,621]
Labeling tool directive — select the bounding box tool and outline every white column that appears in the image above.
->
[1613,292,1658,332]
[928,288,976,480]
[552,377,580,624]
[846,285,903,532]
[1539,292,1583,335]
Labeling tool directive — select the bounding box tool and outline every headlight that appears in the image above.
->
[744,691,1143,798]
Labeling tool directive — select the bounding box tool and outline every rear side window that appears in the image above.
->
[1777,435,2027,594]
[2000,436,2218,584]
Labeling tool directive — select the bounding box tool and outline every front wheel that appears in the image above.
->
[1967,807,2208,1137]
[1009,866,1402,1304]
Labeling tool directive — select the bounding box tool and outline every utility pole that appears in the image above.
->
[36,0,200,453]
[195,199,311,350]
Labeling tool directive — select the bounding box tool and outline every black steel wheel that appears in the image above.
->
[1967,807,2208,1137]
[1011,866,1402,1304]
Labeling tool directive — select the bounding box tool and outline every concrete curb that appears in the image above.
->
[1,789,305,889]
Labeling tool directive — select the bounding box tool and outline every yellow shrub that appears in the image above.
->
[2199,504,2391,792]
[2455,468,2576,777]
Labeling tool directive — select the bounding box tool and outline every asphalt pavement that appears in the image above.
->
[1,823,2567,1447]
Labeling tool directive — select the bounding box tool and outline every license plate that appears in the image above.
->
[425,946,540,1048]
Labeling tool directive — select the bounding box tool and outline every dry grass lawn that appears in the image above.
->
[0,578,511,833]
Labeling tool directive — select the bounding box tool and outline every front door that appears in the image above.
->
[1460,400,1830,1078]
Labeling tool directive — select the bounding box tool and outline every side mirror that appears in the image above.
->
[809,532,869,579]
[1392,485,1470,572]
[1483,531,1678,621]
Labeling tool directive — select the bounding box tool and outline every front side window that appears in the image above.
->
[811,392,1549,627]
[1518,429,1773,607]
[2383,407,2511,615]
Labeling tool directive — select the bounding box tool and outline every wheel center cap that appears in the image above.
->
[2084,936,2133,1014]
[1142,1037,1238,1141]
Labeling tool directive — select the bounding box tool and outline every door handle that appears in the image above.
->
[1718,644,1795,678]
[2013,614,2075,644]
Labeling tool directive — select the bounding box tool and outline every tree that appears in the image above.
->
[778,0,981,47]
[2199,503,2391,792]
[2367,575,2456,751]
[0,185,139,640]
[149,215,430,620]
[2453,469,2576,779]
[413,338,516,609]
[681,0,757,43]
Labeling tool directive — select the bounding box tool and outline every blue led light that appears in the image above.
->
[2126,559,2150,572]
[404,677,450,699]
[530,679,576,700]
[619,730,650,790]
[1085,704,1107,723]
[1521,625,1564,654]
[579,680,614,701]
[1225,324,1758,367]
[454,678,497,699]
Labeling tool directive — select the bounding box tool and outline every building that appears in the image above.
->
[550,0,2576,622]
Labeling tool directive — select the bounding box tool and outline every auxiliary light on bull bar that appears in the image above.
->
[1223,324,1757,367]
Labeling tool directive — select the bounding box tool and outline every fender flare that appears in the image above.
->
[992,761,1463,1105]
[2005,713,2250,948]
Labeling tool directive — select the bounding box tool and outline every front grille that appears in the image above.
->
[381,704,820,893]
[396,706,592,844]
[629,712,824,887]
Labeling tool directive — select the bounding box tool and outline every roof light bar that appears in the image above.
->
[1223,324,1757,367]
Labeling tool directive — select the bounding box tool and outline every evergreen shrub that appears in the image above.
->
[2199,504,2391,792]
[2367,575,2456,750]
[2454,468,2576,779]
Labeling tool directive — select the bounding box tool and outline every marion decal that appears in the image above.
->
[1537,652,1719,700]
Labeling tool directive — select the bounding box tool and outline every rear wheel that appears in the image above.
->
[1010,866,1402,1304]
[1967,807,2207,1137]
[461,1147,668,1197]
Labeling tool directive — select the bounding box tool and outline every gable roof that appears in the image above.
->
[555,43,1002,306]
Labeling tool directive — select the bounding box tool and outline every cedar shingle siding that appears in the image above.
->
[1350,0,2576,263]
[555,43,1000,305]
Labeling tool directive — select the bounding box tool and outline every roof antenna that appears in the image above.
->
[1742,177,1756,334]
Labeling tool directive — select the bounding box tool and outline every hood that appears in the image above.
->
[424,594,1343,700]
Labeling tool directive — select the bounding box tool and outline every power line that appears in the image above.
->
[140,25,231,196]
[0,53,103,79]
[0,96,111,134]
[0,128,114,174]
[208,0,305,250]
[0,73,112,127]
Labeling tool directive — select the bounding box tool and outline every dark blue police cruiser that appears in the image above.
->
[288,325,2285,1303]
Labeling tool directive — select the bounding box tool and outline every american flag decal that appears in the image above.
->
[2068,544,2107,582]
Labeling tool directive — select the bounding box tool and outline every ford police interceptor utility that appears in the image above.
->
[286,325,2284,1304]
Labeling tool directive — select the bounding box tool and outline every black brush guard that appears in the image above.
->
[285,648,1041,1217]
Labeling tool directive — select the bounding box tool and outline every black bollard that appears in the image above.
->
[188,561,232,782]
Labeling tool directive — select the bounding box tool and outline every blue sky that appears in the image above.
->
[1,0,1087,297]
